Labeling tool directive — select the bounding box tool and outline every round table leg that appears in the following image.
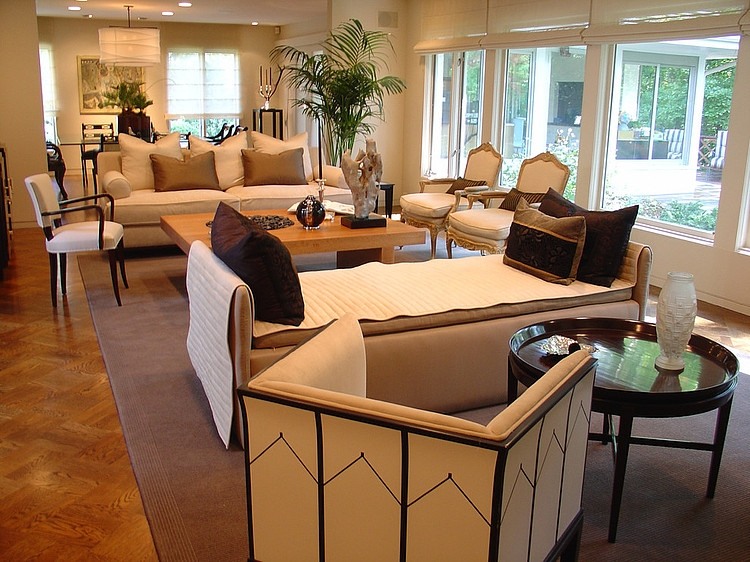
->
[608,414,634,543]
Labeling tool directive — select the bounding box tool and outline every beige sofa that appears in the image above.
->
[97,131,353,248]
[185,239,651,447]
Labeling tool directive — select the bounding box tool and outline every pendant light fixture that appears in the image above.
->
[99,5,161,66]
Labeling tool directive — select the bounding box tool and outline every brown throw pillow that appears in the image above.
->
[150,151,220,192]
[210,202,304,326]
[499,187,547,211]
[503,199,586,285]
[446,177,487,194]
[241,147,307,186]
[539,188,639,287]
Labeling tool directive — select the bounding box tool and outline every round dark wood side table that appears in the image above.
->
[508,317,739,543]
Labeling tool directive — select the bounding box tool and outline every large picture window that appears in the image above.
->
[424,50,484,178]
[602,37,738,235]
[166,50,241,137]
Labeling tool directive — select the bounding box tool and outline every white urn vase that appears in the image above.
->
[655,272,697,370]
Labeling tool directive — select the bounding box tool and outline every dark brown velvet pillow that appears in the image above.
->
[150,151,220,192]
[503,199,586,285]
[241,147,307,186]
[539,188,639,287]
[499,187,547,211]
[210,202,304,326]
[446,177,487,194]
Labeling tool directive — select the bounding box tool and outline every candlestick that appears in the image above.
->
[317,119,323,181]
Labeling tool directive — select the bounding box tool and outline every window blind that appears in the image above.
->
[414,0,487,53]
[166,50,240,118]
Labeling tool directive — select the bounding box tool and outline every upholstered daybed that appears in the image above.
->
[185,237,651,447]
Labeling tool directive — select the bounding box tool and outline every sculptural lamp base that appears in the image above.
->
[341,214,387,229]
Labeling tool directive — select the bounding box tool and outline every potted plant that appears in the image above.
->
[272,19,406,166]
[100,81,154,140]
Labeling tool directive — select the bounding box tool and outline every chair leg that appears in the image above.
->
[429,230,437,259]
[92,161,98,195]
[60,253,67,295]
[49,253,58,307]
[446,235,453,259]
[108,250,123,306]
[117,241,128,288]
[81,157,89,192]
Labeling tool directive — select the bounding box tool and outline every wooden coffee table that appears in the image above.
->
[160,210,426,268]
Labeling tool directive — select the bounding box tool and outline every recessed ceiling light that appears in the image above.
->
[162,11,174,16]
[76,0,88,3]
[251,21,259,26]
[67,6,82,11]
[178,2,192,7]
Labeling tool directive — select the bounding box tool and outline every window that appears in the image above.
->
[602,37,738,235]
[166,50,240,137]
[39,46,58,143]
[424,50,484,178]
[499,46,586,198]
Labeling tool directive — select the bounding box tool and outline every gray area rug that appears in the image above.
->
[80,246,750,561]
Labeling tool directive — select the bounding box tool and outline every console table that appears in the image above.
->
[508,317,738,543]
[0,143,10,279]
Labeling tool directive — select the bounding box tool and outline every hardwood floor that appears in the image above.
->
[1,174,748,559]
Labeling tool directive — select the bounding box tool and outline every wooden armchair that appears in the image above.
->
[400,143,502,258]
[239,314,595,562]
[446,151,570,257]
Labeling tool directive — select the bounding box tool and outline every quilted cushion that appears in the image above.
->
[539,188,638,287]
[499,187,547,211]
[250,131,314,182]
[448,208,514,241]
[210,202,304,325]
[241,148,307,186]
[119,132,183,191]
[189,131,247,189]
[503,199,586,285]
[150,151,220,192]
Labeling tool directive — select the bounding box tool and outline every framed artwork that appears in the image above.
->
[77,55,144,114]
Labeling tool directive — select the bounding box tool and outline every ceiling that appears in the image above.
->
[35,0,327,27]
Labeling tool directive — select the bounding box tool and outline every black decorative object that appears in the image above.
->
[295,195,326,230]
[341,213,387,229]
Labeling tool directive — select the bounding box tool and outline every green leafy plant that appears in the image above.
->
[272,19,406,166]
[99,81,153,113]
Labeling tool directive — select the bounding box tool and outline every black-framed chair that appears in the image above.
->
[81,123,114,194]
[46,141,67,199]
[24,173,128,307]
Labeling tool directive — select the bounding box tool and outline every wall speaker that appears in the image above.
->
[378,11,398,29]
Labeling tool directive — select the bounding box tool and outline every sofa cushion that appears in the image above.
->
[252,314,366,397]
[250,131,314,182]
[119,132,183,191]
[503,199,586,285]
[447,177,487,195]
[211,202,304,326]
[499,187,547,211]
[189,131,247,189]
[151,151,221,192]
[241,148,307,186]
[539,188,639,287]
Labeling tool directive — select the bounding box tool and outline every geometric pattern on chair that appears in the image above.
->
[446,151,570,257]
[239,315,595,562]
[709,130,728,173]
[81,122,114,194]
[400,143,502,259]
[664,128,685,160]
[24,173,128,307]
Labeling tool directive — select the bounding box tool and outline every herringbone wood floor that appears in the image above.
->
[1,175,748,559]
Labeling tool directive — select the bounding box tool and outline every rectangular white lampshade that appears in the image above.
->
[99,27,161,66]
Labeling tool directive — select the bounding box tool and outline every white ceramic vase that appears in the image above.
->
[655,271,697,370]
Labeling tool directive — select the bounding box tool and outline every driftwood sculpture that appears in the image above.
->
[341,139,383,219]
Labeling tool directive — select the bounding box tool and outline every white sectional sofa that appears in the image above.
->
[97,131,353,248]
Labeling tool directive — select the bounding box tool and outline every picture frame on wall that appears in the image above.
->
[77,55,144,114]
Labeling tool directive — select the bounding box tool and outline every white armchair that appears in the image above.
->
[400,143,502,258]
[239,314,595,562]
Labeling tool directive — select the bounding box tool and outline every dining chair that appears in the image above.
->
[46,141,68,199]
[81,123,115,194]
[24,173,128,307]
[399,142,502,258]
[446,151,570,257]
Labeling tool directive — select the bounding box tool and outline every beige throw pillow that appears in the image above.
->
[250,131,314,182]
[119,132,183,191]
[241,148,308,186]
[150,152,220,192]
[189,131,247,189]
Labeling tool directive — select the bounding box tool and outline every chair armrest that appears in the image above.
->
[100,170,132,200]
[43,204,107,248]
[419,177,455,193]
[61,192,116,221]
[467,188,511,209]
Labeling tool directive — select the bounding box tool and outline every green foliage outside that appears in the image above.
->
[702,58,735,136]
[605,191,718,232]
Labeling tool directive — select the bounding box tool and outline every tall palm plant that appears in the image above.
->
[272,19,406,166]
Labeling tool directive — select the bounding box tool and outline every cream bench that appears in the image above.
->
[185,240,651,447]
